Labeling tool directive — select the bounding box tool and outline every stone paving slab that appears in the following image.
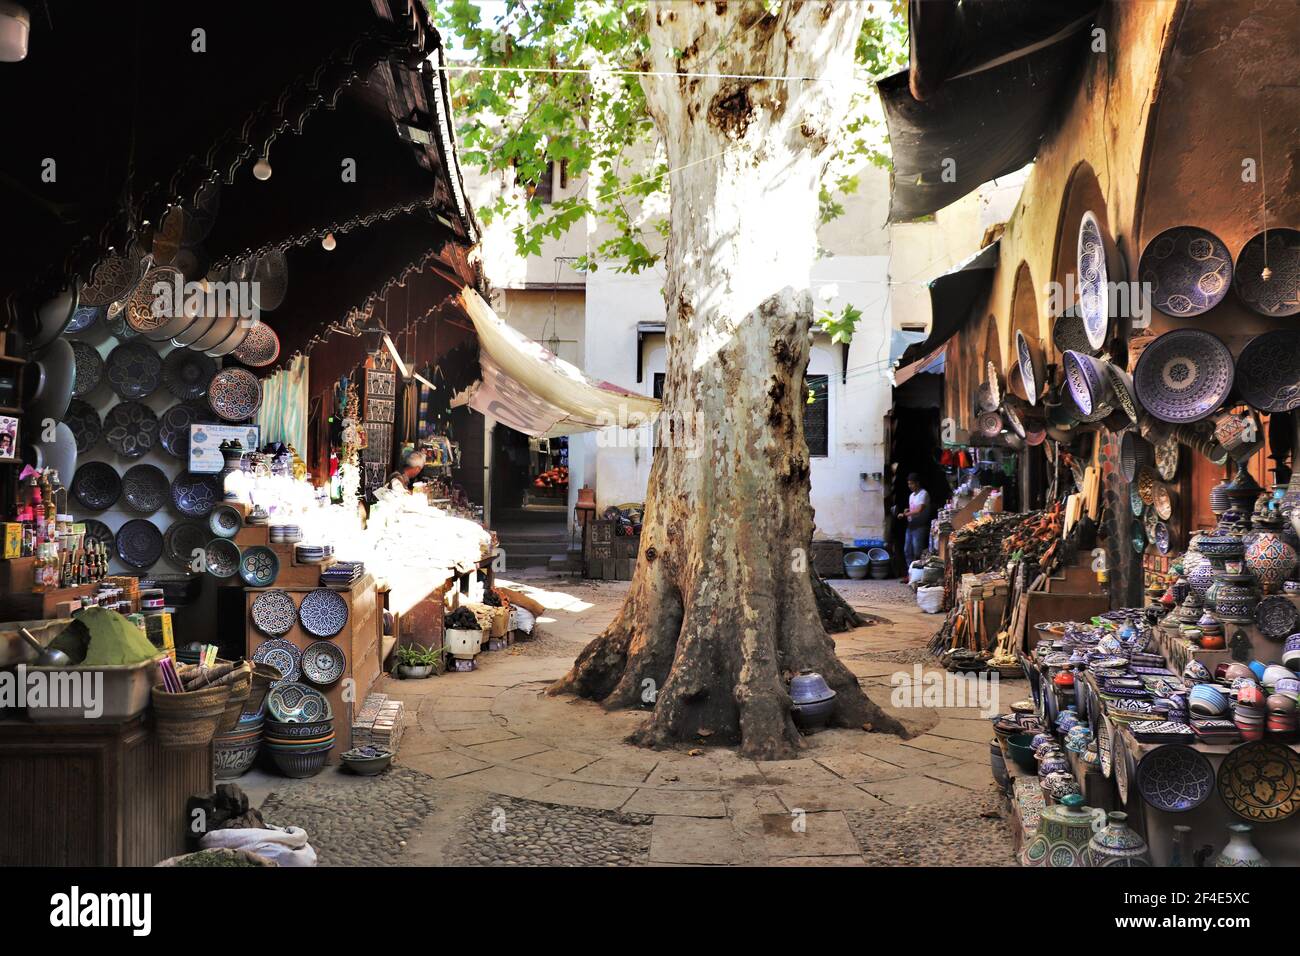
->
[457,765,553,798]
[812,751,912,783]
[467,738,554,761]
[573,757,660,786]
[649,816,746,865]
[623,788,727,817]
[514,748,601,775]
[446,726,521,746]
[760,810,860,857]
[922,761,1001,793]
[858,774,973,806]
[775,784,887,812]
[859,739,965,769]
[532,778,636,811]
[399,750,490,779]
[901,734,987,762]
[770,854,866,866]
[757,758,843,787]
[926,719,996,744]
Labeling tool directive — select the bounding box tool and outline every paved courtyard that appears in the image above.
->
[244,575,1019,866]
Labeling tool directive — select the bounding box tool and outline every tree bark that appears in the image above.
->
[550,0,904,759]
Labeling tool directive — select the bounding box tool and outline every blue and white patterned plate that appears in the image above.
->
[298,587,349,638]
[267,681,331,723]
[253,638,301,684]
[1136,744,1214,812]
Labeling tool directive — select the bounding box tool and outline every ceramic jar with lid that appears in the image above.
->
[1245,511,1297,594]
[1021,793,1100,867]
[788,670,837,730]
[1213,573,1260,624]
[1086,811,1151,867]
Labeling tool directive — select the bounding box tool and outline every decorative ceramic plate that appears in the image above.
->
[267,682,331,723]
[1154,521,1172,555]
[233,322,281,367]
[208,367,262,422]
[70,341,104,398]
[72,461,122,511]
[253,639,302,684]
[1129,485,1144,518]
[209,503,242,539]
[82,518,115,555]
[1234,227,1300,316]
[1052,307,1094,356]
[163,519,208,572]
[251,251,289,312]
[1077,212,1110,349]
[159,400,211,460]
[115,518,163,569]
[67,304,103,334]
[1235,330,1300,413]
[239,545,280,588]
[1255,596,1300,641]
[1217,741,1300,822]
[1113,731,1134,805]
[1105,364,1140,424]
[1155,435,1180,481]
[252,590,298,637]
[1135,744,1214,812]
[126,265,182,337]
[1139,225,1232,317]
[302,641,346,685]
[298,587,349,638]
[1133,329,1235,424]
[105,301,139,341]
[1098,717,1113,778]
[81,253,144,307]
[171,471,221,517]
[162,348,216,400]
[103,400,159,458]
[1153,483,1174,520]
[121,463,168,515]
[204,538,240,578]
[64,398,102,454]
[105,340,162,399]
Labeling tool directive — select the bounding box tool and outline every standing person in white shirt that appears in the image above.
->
[897,472,930,570]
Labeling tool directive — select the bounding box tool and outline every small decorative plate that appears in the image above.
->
[301,641,346,685]
[81,254,144,307]
[1098,717,1113,778]
[1139,225,1233,317]
[204,538,240,578]
[72,461,122,511]
[208,367,262,422]
[1051,307,1094,356]
[82,518,115,555]
[251,590,298,636]
[163,519,208,572]
[1133,329,1234,424]
[105,340,162,399]
[171,471,222,517]
[1135,744,1214,812]
[1155,435,1180,481]
[104,400,159,458]
[239,545,280,588]
[1255,596,1300,641]
[298,587,349,638]
[115,518,163,569]
[64,398,102,454]
[1077,211,1110,350]
[1235,330,1300,413]
[1017,335,1041,400]
[162,348,216,400]
[1217,741,1300,822]
[67,304,103,334]
[209,503,243,539]
[267,682,331,723]
[1129,485,1144,518]
[1234,227,1300,316]
[232,322,281,367]
[1113,730,1134,805]
[159,400,211,460]
[1154,521,1171,555]
[1132,522,1147,555]
[253,639,302,684]
[70,341,104,397]
[121,463,169,515]
[1153,483,1174,520]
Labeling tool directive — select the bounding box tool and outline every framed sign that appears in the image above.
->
[189,423,261,474]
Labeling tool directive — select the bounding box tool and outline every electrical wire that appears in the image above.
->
[435,63,824,83]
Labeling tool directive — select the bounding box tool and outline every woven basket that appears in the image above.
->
[151,683,231,749]
[216,670,254,735]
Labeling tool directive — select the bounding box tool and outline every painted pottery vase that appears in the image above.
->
[1213,823,1270,867]
[1021,793,1100,867]
[1031,729,1056,755]
[1186,556,1215,601]
[1245,524,1297,594]
[1213,573,1259,624]
[1086,811,1151,867]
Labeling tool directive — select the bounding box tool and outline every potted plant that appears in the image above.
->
[395,642,439,679]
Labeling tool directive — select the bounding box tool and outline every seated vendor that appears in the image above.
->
[387,449,426,493]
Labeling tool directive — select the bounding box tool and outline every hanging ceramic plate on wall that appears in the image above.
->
[162,348,216,400]
[1234,227,1300,316]
[238,545,280,588]
[298,588,349,638]
[171,471,222,518]
[70,341,104,398]
[82,518,115,555]
[233,322,280,367]
[251,590,298,637]
[1217,741,1300,822]
[1051,306,1094,356]
[251,250,289,311]
[63,399,102,455]
[67,304,103,334]
[105,340,162,399]
[1133,329,1234,424]
[205,538,240,578]
[1235,330,1300,413]
[1016,329,1043,405]
[1139,225,1232,317]
[81,254,144,308]
[115,518,164,570]
[127,265,191,341]
[72,461,122,511]
[163,519,208,572]
[121,463,169,515]
[1077,211,1111,350]
[104,400,159,458]
[208,367,262,421]
[301,641,345,686]
[1136,744,1214,812]
[253,638,302,683]
[159,400,212,460]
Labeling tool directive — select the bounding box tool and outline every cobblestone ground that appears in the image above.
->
[445,797,653,866]
[259,765,438,866]
[847,792,1017,866]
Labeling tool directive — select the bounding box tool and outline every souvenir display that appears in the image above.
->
[162,348,216,401]
[301,641,346,685]
[1133,329,1235,424]
[114,518,163,569]
[251,590,298,637]
[71,461,122,511]
[104,340,162,400]
[70,341,103,398]
[1139,225,1232,317]
[238,545,280,588]
[253,638,302,684]
[103,400,159,458]
[208,367,262,421]
[298,587,349,638]
[121,463,169,515]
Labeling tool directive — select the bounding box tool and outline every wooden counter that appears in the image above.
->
[0,714,212,866]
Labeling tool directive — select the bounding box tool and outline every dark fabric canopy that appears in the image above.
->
[880,0,1098,222]
[898,241,1000,369]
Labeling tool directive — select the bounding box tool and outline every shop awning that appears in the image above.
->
[900,241,1001,367]
[879,0,1098,222]
[453,289,661,438]
[893,344,947,387]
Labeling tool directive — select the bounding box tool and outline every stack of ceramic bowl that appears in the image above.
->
[294,543,333,564]
[1262,664,1294,694]
[214,711,264,780]
[1267,694,1298,739]
[1189,682,1229,719]
[270,524,302,545]
[263,716,335,777]
[1231,681,1265,741]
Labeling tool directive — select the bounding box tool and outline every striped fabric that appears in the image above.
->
[256,354,309,454]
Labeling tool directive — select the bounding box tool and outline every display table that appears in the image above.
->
[244,573,382,763]
[0,714,212,866]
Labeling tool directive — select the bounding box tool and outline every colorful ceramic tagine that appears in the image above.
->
[1065,722,1092,754]
[1086,811,1152,867]
[1038,747,1071,778]
[1021,793,1101,867]
[1042,769,1082,802]
[1213,823,1270,867]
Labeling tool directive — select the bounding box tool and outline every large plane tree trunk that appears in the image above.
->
[550,0,904,759]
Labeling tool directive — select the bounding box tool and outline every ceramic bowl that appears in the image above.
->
[1264,664,1293,689]
[269,747,331,779]
[1249,661,1268,681]
[1267,694,1298,715]
[1183,660,1212,684]
[341,747,394,776]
